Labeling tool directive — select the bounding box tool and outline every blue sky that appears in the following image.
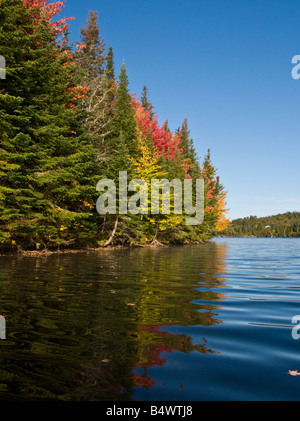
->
[62,0,300,220]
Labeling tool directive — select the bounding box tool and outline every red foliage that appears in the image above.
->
[132,374,156,389]
[67,85,89,100]
[21,0,74,36]
[132,97,185,162]
[20,1,89,110]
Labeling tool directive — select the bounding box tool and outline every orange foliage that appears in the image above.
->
[215,192,230,231]
[201,157,230,231]
[131,97,191,177]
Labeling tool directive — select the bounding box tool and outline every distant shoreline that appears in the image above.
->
[220,211,300,238]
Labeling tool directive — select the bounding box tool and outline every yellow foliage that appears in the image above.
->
[130,134,166,182]
[129,134,184,231]
[83,200,94,210]
[215,192,230,231]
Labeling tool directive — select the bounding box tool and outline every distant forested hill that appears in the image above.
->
[219,212,300,237]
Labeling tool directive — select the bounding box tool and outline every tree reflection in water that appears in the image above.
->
[0,241,227,400]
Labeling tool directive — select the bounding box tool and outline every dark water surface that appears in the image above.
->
[0,238,300,401]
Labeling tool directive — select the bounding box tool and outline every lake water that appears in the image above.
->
[0,238,300,401]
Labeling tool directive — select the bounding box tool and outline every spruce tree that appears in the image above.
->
[164,120,170,133]
[110,61,138,159]
[0,0,99,251]
[79,10,106,80]
[141,85,154,119]
[180,118,201,179]
[200,149,225,234]
[77,11,115,163]
[105,45,117,126]
[106,45,115,80]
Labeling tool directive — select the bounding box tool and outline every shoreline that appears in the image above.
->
[0,239,209,257]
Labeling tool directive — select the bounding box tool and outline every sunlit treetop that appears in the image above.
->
[21,0,74,36]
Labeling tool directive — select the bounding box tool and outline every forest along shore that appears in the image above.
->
[0,1,229,254]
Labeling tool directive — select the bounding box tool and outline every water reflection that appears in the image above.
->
[125,244,228,397]
[0,241,228,400]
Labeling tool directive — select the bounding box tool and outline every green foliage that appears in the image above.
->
[0,0,99,251]
[76,10,115,167]
[0,0,228,251]
[141,85,154,119]
[109,61,138,158]
[179,118,201,179]
[79,10,106,80]
[106,46,115,80]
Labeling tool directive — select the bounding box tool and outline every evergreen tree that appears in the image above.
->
[110,61,138,159]
[141,85,154,119]
[105,45,117,123]
[200,149,229,234]
[79,10,106,80]
[106,45,115,80]
[180,118,201,179]
[77,11,115,164]
[0,0,99,251]
[164,120,170,133]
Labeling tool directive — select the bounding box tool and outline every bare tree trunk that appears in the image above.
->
[149,221,165,247]
[103,216,119,247]
[152,221,159,241]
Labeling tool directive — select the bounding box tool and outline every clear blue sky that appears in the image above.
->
[62,0,300,220]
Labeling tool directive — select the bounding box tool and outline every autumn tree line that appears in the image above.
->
[220,212,300,238]
[0,0,229,252]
